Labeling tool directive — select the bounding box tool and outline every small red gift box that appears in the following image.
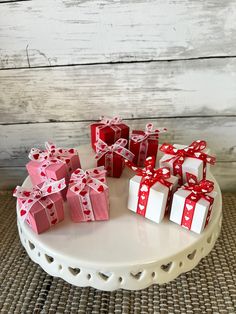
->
[90,116,129,151]
[95,138,134,178]
[66,167,109,222]
[130,123,167,167]
[13,178,66,234]
[26,142,81,199]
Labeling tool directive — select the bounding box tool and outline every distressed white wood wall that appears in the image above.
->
[0,0,236,190]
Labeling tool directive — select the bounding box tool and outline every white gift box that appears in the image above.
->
[127,175,178,223]
[159,144,210,185]
[170,188,217,234]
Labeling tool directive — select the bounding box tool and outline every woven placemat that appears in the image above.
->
[0,192,236,314]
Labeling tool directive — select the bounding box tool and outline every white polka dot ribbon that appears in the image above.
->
[69,167,107,221]
[180,173,215,230]
[13,178,66,223]
[95,138,134,176]
[160,140,216,186]
[28,141,77,179]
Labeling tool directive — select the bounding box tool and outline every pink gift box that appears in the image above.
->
[18,192,64,234]
[66,167,110,222]
[26,143,81,199]
[67,187,109,222]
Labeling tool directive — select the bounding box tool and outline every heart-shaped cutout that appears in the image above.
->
[47,203,53,209]
[51,219,57,225]
[84,210,91,215]
[33,153,39,160]
[80,190,87,197]
[139,204,145,210]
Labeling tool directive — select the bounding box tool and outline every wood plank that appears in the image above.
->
[0,0,236,68]
[0,117,235,167]
[0,162,235,192]
[1,58,236,124]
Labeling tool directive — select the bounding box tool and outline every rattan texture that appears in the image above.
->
[0,192,236,314]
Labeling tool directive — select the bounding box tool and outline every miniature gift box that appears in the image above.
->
[66,167,109,222]
[130,123,167,167]
[90,116,129,151]
[159,140,216,186]
[26,142,81,199]
[95,138,134,178]
[170,174,217,234]
[13,178,66,234]
[125,157,178,224]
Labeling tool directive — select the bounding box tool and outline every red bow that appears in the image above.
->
[160,140,216,165]
[125,156,171,186]
[183,173,214,195]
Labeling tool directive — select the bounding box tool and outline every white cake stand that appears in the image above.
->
[17,145,222,291]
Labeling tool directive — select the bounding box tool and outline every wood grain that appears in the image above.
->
[1,58,236,124]
[0,0,236,68]
[1,117,235,168]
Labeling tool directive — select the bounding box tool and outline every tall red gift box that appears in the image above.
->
[130,123,167,167]
[13,178,66,234]
[90,116,129,151]
[95,138,134,178]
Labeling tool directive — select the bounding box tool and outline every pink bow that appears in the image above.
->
[29,141,76,163]
[13,178,66,221]
[131,123,167,143]
[69,167,107,194]
[95,138,134,161]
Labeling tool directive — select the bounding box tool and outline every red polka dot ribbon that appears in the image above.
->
[29,141,77,179]
[95,138,134,176]
[93,116,123,143]
[180,173,215,230]
[13,178,66,224]
[131,123,167,166]
[160,140,216,185]
[125,156,173,217]
[69,167,108,221]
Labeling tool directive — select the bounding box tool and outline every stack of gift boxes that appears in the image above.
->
[13,116,217,235]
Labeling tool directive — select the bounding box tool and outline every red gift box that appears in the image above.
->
[130,123,167,167]
[90,116,129,151]
[26,142,81,199]
[66,167,109,222]
[95,138,134,178]
[13,178,66,234]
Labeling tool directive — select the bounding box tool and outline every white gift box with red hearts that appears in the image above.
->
[159,144,210,185]
[128,175,178,224]
[170,188,217,234]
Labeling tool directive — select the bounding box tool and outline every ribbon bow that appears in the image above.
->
[13,178,66,221]
[69,167,107,195]
[183,173,214,195]
[95,138,133,160]
[125,156,173,217]
[160,140,216,185]
[125,156,171,186]
[69,167,107,221]
[29,141,76,163]
[131,123,167,143]
[99,116,122,126]
[180,173,215,231]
